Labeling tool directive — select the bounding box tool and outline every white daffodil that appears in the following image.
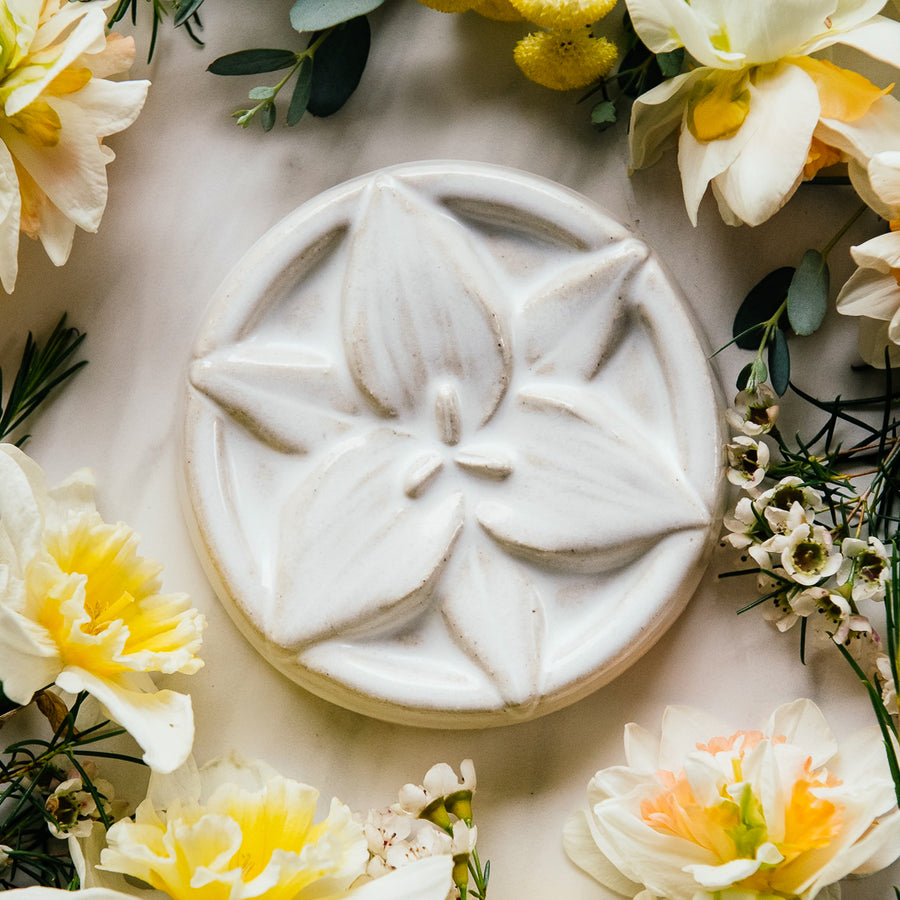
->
[0,0,149,292]
[836,151,900,366]
[627,0,900,226]
[565,699,900,900]
[0,444,204,773]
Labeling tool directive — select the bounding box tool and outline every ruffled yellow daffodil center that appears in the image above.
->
[30,516,203,677]
[640,731,843,894]
[102,775,364,900]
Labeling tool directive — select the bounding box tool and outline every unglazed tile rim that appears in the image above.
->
[182,160,724,728]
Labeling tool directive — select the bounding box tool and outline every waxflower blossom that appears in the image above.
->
[565,699,900,899]
[45,773,114,839]
[0,444,204,773]
[725,434,769,489]
[774,522,843,587]
[838,536,890,602]
[626,0,900,226]
[0,0,149,292]
[725,385,779,436]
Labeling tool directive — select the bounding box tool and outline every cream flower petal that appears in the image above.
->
[348,856,452,900]
[65,79,150,138]
[563,811,646,897]
[0,140,20,292]
[856,314,900,366]
[656,705,732,772]
[837,263,900,320]
[623,722,660,773]
[764,698,839,769]
[55,666,194,774]
[626,0,744,66]
[0,889,140,900]
[34,195,75,265]
[708,63,820,226]
[30,0,118,54]
[850,230,900,273]
[806,14,900,65]
[0,596,61,702]
[629,70,704,171]
[868,150,900,210]
[0,442,47,564]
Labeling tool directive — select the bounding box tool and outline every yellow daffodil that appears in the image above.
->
[565,699,900,899]
[0,0,149,292]
[627,0,900,226]
[0,444,204,773]
[514,26,617,90]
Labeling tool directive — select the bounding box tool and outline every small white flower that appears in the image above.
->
[725,385,779,436]
[756,476,824,532]
[396,760,476,817]
[838,536,890,602]
[45,775,113,839]
[780,523,843,586]
[0,844,11,871]
[877,654,898,716]
[725,435,769,489]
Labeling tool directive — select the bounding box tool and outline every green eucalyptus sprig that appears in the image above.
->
[208,0,385,131]
[0,690,145,889]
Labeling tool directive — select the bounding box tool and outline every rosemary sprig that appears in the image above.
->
[108,0,205,61]
[0,314,87,446]
[0,691,146,889]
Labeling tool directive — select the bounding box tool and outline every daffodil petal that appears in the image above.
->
[855,315,900,367]
[563,811,645,897]
[837,259,900,321]
[629,69,703,171]
[708,63,820,226]
[348,856,453,900]
[623,723,660,773]
[56,666,194,774]
[686,857,761,890]
[0,442,46,563]
[0,596,61,702]
[765,698,839,769]
[806,14,900,67]
[850,229,900,272]
[0,889,140,900]
[657,706,731,771]
[0,140,20,292]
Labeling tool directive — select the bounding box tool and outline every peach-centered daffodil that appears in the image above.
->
[565,699,900,899]
[627,0,900,226]
[0,0,149,292]
[0,444,204,773]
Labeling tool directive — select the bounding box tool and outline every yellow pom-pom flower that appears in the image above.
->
[415,0,476,11]
[515,28,617,91]
[509,0,617,29]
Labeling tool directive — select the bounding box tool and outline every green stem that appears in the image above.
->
[821,202,867,261]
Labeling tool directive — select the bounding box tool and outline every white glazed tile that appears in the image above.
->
[182,160,724,726]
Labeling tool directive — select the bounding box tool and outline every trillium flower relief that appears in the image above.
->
[187,170,720,711]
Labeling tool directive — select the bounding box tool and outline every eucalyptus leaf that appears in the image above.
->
[768,327,790,395]
[733,266,794,350]
[208,49,298,76]
[307,17,370,118]
[287,56,314,126]
[787,249,829,336]
[248,85,276,101]
[290,0,384,31]
[591,100,617,129]
[261,101,277,132]
[657,48,684,78]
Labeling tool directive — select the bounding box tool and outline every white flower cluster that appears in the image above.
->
[360,760,478,899]
[44,764,115,840]
[722,386,895,711]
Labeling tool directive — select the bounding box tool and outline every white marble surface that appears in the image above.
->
[2,1,898,896]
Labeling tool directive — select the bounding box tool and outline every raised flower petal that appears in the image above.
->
[274,429,464,647]
[342,177,511,437]
[475,386,710,573]
[190,342,361,454]
[440,538,545,705]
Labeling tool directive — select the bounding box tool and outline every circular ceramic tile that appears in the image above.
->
[183,161,723,727]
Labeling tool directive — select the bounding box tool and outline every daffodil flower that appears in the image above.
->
[565,699,900,899]
[837,150,900,366]
[627,0,900,226]
[0,444,204,773]
[61,753,452,900]
[0,0,149,292]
